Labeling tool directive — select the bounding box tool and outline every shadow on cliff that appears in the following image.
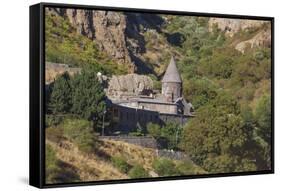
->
[124,13,165,75]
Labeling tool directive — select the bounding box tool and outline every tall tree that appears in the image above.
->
[71,67,106,120]
[49,72,72,114]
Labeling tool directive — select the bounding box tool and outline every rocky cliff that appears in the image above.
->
[46,8,164,73]
[208,18,271,53]
[46,8,271,73]
[208,18,268,37]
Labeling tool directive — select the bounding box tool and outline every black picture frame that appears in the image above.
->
[30,2,274,188]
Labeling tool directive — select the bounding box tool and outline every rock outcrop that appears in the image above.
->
[208,18,269,37]
[46,8,164,74]
[209,18,271,53]
[106,74,154,99]
[235,28,271,53]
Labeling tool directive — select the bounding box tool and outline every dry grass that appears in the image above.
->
[46,138,158,181]
[100,139,157,171]
[47,139,128,181]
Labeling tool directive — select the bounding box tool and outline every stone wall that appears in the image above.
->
[156,149,190,161]
[99,136,190,161]
[108,103,189,133]
[99,136,158,149]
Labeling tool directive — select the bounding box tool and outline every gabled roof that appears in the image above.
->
[161,56,182,83]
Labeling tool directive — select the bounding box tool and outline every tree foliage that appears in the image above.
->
[147,122,182,149]
[152,158,180,176]
[255,95,271,144]
[181,92,259,173]
[71,67,106,120]
[49,72,72,114]
[48,67,106,122]
[128,165,149,178]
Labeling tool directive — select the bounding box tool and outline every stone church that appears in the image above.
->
[105,56,194,134]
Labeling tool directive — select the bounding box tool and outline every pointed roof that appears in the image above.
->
[162,56,182,83]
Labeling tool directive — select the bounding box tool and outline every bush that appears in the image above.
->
[161,122,182,150]
[128,165,149,178]
[152,158,180,176]
[175,160,204,175]
[147,123,161,138]
[111,156,130,173]
[62,118,96,152]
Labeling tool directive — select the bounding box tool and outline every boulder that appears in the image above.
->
[106,74,154,99]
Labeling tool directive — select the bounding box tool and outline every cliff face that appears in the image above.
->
[208,18,271,53]
[46,8,271,72]
[235,28,271,53]
[208,18,268,37]
[47,8,164,73]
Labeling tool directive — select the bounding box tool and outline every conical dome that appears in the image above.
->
[162,56,182,83]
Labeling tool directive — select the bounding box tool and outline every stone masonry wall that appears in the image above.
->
[99,136,158,149]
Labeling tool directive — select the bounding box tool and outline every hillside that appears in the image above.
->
[46,135,204,184]
[45,7,272,180]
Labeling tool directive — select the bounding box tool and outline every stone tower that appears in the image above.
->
[161,56,182,102]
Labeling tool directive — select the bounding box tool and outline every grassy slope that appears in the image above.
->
[46,136,204,183]
[46,138,156,182]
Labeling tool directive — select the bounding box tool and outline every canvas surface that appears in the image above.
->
[44,5,273,185]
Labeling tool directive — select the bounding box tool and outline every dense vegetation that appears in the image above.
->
[147,122,183,150]
[47,67,106,122]
[45,11,272,179]
[147,16,272,173]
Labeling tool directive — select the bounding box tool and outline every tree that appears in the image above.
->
[254,95,272,169]
[161,122,182,149]
[255,95,271,144]
[183,78,218,109]
[181,92,257,173]
[49,72,72,114]
[147,122,161,138]
[71,67,106,120]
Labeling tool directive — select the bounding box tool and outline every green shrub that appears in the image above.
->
[62,118,96,152]
[128,165,149,178]
[111,156,130,173]
[152,158,180,176]
[147,123,161,138]
[175,160,200,175]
